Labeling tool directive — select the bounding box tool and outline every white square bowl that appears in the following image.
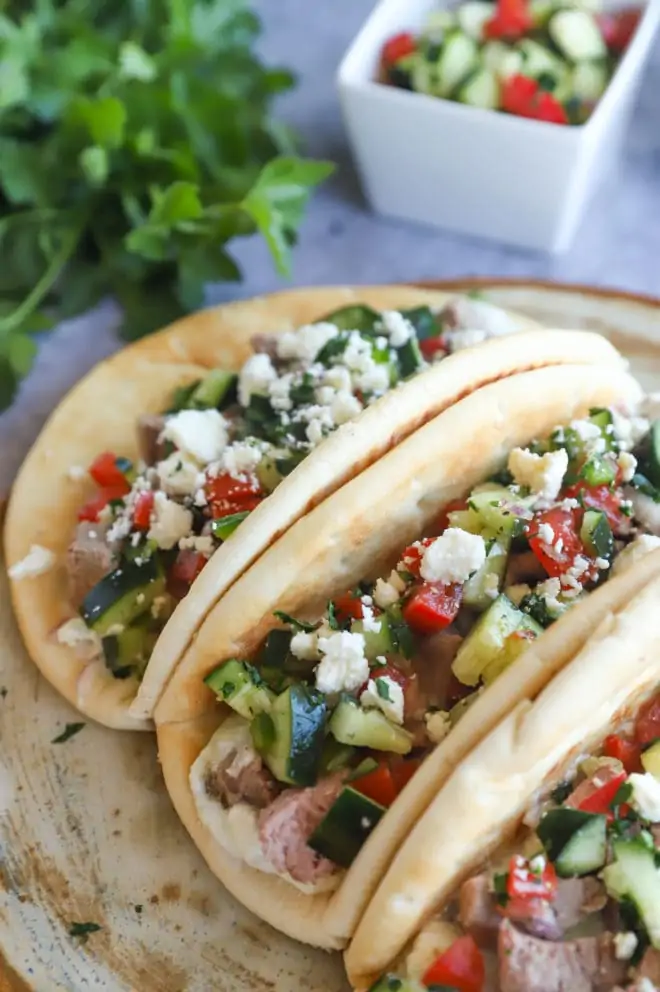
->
[337,0,660,253]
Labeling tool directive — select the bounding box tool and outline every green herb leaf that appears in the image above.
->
[327,601,339,631]
[375,678,392,702]
[52,722,86,744]
[68,921,102,939]
[273,610,316,633]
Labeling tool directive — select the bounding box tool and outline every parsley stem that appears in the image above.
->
[0,222,83,334]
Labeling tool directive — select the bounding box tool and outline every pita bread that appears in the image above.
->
[1,284,608,730]
[345,550,660,988]
[154,362,642,949]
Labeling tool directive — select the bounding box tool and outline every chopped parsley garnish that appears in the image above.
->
[273,611,316,632]
[375,678,392,702]
[520,593,557,629]
[52,722,86,744]
[492,872,509,907]
[327,601,340,631]
[68,921,102,940]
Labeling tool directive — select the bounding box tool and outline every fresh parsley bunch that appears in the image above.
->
[0,0,334,408]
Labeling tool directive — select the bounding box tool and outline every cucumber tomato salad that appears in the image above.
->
[58,295,512,683]
[381,0,642,124]
[191,404,660,894]
[370,690,660,992]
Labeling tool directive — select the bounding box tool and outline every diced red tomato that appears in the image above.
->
[527,507,587,579]
[562,482,626,534]
[77,484,129,523]
[598,7,641,51]
[635,692,660,746]
[485,0,533,41]
[603,734,643,774]
[333,592,365,624]
[419,336,447,361]
[353,763,398,808]
[133,491,154,531]
[534,91,569,125]
[205,472,263,520]
[167,549,208,600]
[390,756,423,793]
[89,452,130,493]
[506,854,557,901]
[567,768,627,815]
[422,934,485,992]
[436,498,469,534]
[501,74,567,124]
[400,537,436,577]
[402,581,463,635]
[381,32,417,66]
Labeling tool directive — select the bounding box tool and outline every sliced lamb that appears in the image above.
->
[458,874,501,948]
[414,631,464,710]
[504,896,562,941]
[205,744,278,809]
[250,333,280,361]
[66,521,115,606]
[258,774,344,885]
[505,550,547,587]
[499,921,627,992]
[554,878,608,932]
[636,947,660,985]
[136,413,166,466]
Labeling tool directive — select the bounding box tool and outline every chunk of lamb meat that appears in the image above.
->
[636,947,660,985]
[459,874,502,948]
[554,877,607,931]
[505,550,547,587]
[205,744,279,809]
[136,413,166,466]
[414,630,464,711]
[499,920,627,992]
[67,521,115,606]
[250,333,280,361]
[259,774,344,885]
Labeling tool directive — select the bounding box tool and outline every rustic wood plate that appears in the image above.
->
[2,280,659,992]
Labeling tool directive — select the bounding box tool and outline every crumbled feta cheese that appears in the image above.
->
[612,409,649,451]
[162,409,228,464]
[612,535,660,578]
[238,353,277,407]
[194,488,208,507]
[157,452,203,496]
[56,618,100,650]
[341,332,390,395]
[379,310,413,347]
[9,544,56,580]
[445,328,487,352]
[360,676,405,725]
[595,556,610,570]
[290,630,320,662]
[570,419,602,443]
[106,509,133,545]
[268,372,294,411]
[420,529,486,584]
[67,465,87,481]
[537,522,555,545]
[374,577,401,609]
[425,710,452,744]
[617,451,637,483]
[508,447,568,501]
[635,979,657,992]
[628,773,660,822]
[360,605,382,634]
[179,535,215,555]
[561,555,591,592]
[147,492,193,550]
[315,630,369,694]
[559,497,580,511]
[613,931,638,961]
[325,366,352,392]
[220,441,264,479]
[276,322,338,363]
[537,578,564,615]
[331,391,362,425]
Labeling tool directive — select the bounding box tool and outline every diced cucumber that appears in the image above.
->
[320,738,357,775]
[457,1,494,39]
[397,337,425,377]
[329,700,413,755]
[603,838,660,948]
[642,740,660,779]
[260,629,293,669]
[589,407,617,451]
[204,659,274,720]
[190,369,237,410]
[468,485,534,538]
[519,38,566,79]
[399,305,441,342]
[482,41,524,79]
[581,454,617,487]
[425,8,458,35]
[580,509,613,562]
[101,619,158,680]
[320,304,380,334]
[572,60,609,102]
[263,684,327,786]
[351,614,394,661]
[453,595,539,686]
[308,786,386,869]
[80,556,166,636]
[255,455,283,494]
[538,808,607,877]
[448,507,483,534]
[250,712,275,752]
[549,9,607,61]
[643,421,660,488]
[411,57,437,96]
[384,604,415,659]
[457,69,499,110]
[530,0,556,27]
[437,32,479,96]
[211,511,250,541]
[482,622,541,685]
[367,978,424,992]
[463,535,511,611]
